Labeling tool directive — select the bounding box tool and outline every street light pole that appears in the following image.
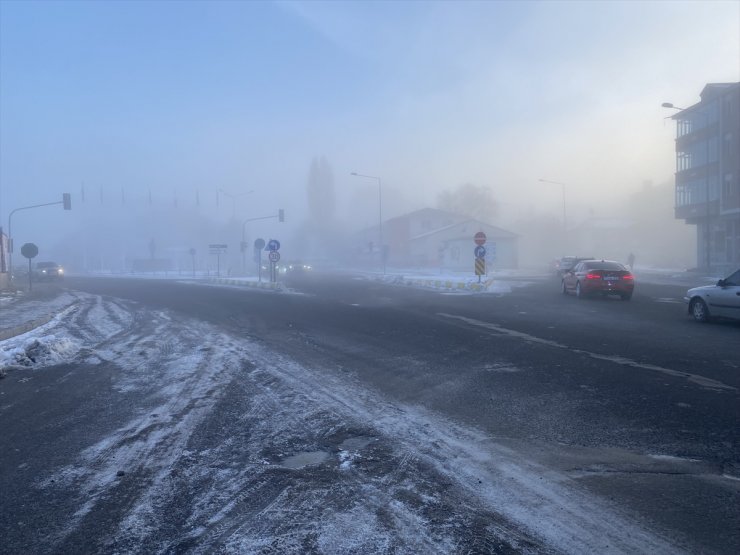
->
[7,197,70,282]
[663,102,712,272]
[218,188,254,219]
[351,172,384,274]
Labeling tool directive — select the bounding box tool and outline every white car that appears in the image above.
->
[684,269,740,322]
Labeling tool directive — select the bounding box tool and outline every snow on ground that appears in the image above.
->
[1,291,683,553]
[0,290,79,330]
[0,304,80,374]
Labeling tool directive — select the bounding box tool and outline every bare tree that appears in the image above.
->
[299,156,338,259]
[307,156,335,224]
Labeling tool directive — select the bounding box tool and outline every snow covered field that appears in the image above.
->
[0,291,683,553]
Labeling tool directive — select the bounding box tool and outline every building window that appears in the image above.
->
[677,118,693,137]
[676,177,720,207]
[724,174,734,199]
[677,151,692,172]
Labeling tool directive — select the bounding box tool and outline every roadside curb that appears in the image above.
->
[385,276,496,292]
[208,278,283,291]
[0,313,57,342]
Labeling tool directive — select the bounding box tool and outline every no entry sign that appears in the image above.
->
[474,231,487,246]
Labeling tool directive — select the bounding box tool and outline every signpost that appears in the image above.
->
[473,232,487,282]
[475,258,485,278]
[254,238,265,282]
[265,239,281,282]
[209,244,227,277]
[21,242,38,291]
[189,248,196,277]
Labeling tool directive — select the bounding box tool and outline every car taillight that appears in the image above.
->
[622,273,634,280]
[586,273,601,279]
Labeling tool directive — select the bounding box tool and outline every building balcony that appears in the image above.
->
[675,199,720,221]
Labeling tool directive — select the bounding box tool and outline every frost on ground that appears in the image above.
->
[4,293,682,554]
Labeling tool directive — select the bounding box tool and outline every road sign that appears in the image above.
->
[209,244,227,249]
[266,239,280,251]
[21,243,38,259]
[474,231,487,246]
[474,245,486,259]
[268,251,280,263]
[475,258,485,276]
[254,238,266,250]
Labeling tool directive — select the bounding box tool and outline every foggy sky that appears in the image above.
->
[1,0,738,268]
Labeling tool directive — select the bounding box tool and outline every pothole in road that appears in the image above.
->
[280,451,330,469]
[339,436,376,452]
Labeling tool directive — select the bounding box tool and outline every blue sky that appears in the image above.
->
[1,0,739,256]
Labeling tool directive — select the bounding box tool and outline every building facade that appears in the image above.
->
[350,208,518,270]
[669,82,740,273]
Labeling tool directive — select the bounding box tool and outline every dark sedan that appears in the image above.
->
[34,261,64,281]
[562,259,634,300]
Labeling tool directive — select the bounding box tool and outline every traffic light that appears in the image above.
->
[63,193,72,210]
[278,209,285,222]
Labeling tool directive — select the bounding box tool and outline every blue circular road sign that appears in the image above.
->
[474,245,486,259]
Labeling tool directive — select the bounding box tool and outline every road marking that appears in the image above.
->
[654,298,683,304]
[437,313,736,392]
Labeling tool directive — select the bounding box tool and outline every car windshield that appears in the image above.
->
[36,262,58,268]
[723,269,740,285]
[584,261,626,271]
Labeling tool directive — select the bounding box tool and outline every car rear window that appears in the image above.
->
[584,261,626,271]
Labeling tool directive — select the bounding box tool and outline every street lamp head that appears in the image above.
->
[350,172,358,176]
[662,102,687,111]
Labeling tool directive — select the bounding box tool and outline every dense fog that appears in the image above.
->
[2,1,736,275]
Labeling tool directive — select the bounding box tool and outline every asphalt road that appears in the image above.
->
[1,272,738,553]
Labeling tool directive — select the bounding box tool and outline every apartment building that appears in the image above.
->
[668,82,740,273]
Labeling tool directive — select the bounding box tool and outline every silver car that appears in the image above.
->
[684,268,740,322]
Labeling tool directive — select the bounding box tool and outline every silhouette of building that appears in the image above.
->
[667,82,740,273]
[352,208,518,270]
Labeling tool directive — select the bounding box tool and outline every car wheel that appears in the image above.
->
[620,293,632,301]
[575,281,584,299]
[561,280,568,295]
[690,298,710,322]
